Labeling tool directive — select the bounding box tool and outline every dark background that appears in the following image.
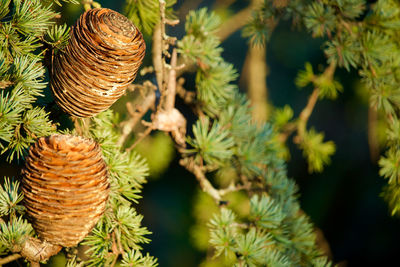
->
[4,0,400,266]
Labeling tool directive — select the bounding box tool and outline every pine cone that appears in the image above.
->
[51,8,146,118]
[22,134,109,247]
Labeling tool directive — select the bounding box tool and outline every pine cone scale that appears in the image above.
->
[22,135,109,247]
[53,56,127,102]
[51,8,145,117]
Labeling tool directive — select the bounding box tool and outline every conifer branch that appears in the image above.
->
[295,60,336,142]
[152,24,163,92]
[176,3,259,77]
[3,1,389,265]
[165,49,178,111]
[295,88,320,141]
[18,237,62,263]
[159,0,168,98]
[126,125,154,152]
[176,78,195,104]
[0,253,22,265]
[180,158,221,202]
[279,61,337,143]
[243,44,270,122]
[179,157,247,203]
[118,82,156,147]
[216,4,255,41]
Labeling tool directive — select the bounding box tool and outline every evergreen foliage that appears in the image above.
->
[0,1,155,265]
[0,0,57,161]
[243,0,400,217]
[123,0,176,35]
[2,0,399,266]
[80,110,155,266]
[178,9,330,266]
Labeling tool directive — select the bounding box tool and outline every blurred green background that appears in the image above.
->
[3,0,400,266]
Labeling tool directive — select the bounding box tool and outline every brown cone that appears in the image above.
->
[50,8,146,117]
[22,134,109,247]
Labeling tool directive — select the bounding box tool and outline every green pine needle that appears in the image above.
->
[196,61,238,116]
[250,194,285,229]
[379,148,400,184]
[12,0,56,36]
[208,208,238,257]
[186,117,235,166]
[0,216,33,251]
[123,0,176,35]
[185,8,221,39]
[295,62,314,88]
[0,177,24,216]
[304,2,336,38]
[234,228,272,266]
[299,129,336,173]
[273,105,294,129]
[44,24,71,50]
[121,250,158,267]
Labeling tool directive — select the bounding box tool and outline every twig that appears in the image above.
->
[72,117,90,137]
[176,3,258,78]
[180,158,247,203]
[110,254,118,267]
[218,182,249,196]
[19,237,61,263]
[177,0,203,21]
[295,60,336,143]
[277,122,297,143]
[159,0,167,92]
[212,0,236,10]
[126,125,154,152]
[118,89,156,147]
[30,261,40,267]
[0,80,13,89]
[296,87,320,140]
[152,24,163,91]
[165,49,178,111]
[176,78,195,104]
[217,4,256,41]
[110,232,120,267]
[126,83,147,92]
[180,158,222,202]
[243,43,269,122]
[0,253,22,265]
[121,1,175,149]
[73,117,83,136]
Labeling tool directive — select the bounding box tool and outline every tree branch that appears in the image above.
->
[126,125,154,152]
[296,87,320,140]
[17,237,61,263]
[0,253,22,265]
[279,61,337,143]
[176,78,195,104]
[152,24,163,92]
[181,158,221,201]
[118,83,156,147]
[159,0,168,95]
[176,3,257,78]
[216,4,256,41]
[242,44,269,122]
[295,60,336,141]
[179,158,247,203]
[165,49,178,111]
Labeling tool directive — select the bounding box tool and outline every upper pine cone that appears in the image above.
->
[22,134,109,247]
[51,8,146,117]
